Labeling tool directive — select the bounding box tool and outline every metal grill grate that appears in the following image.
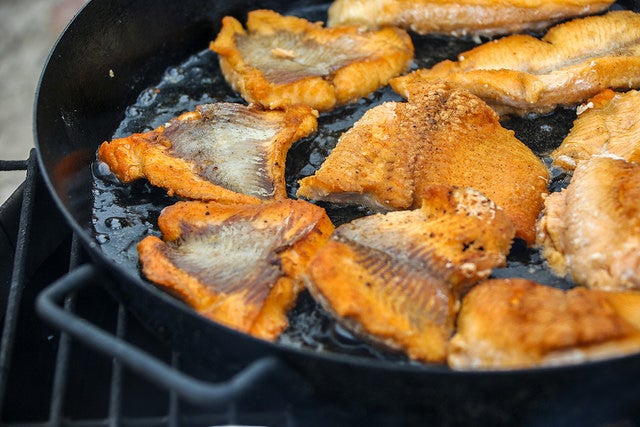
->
[0,151,40,419]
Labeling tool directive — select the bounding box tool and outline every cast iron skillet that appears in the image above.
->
[35,0,640,423]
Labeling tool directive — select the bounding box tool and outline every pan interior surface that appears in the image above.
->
[90,3,582,367]
[34,0,640,376]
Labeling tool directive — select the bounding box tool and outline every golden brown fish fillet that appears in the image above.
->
[97,103,317,204]
[328,0,614,37]
[137,199,334,341]
[536,155,640,291]
[209,9,414,112]
[297,82,548,244]
[304,185,515,362]
[552,89,640,170]
[448,278,640,370]
[391,11,640,116]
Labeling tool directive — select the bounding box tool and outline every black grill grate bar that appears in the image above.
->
[47,235,82,427]
[0,160,29,172]
[167,354,180,427]
[109,303,188,427]
[16,415,284,427]
[0,150,37,417]
[109,305,125,427]
[1,415,225,427]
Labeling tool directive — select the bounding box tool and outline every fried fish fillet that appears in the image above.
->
[297,82,548,244]
[552,89,640,170]
[537,155,640,291]
[209,9,414,112]
[391,11,640,116]
[97,103,317,204]
[137,199,334,341]
[304,185,515,362]
[328,0,614,37]
[448,278,640,370]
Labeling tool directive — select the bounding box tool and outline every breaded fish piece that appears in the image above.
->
[98,103,317,204]
[552,89,640,170]
[391,11,640,116]
[328,0,614,37]
[297,82,548,244]
[209,9,414,112]
[304,185,515,363]
[536,155,640,291]
[137,199,334,341]
[449,278,640,370]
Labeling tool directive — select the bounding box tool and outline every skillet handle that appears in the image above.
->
[35,264,286,408]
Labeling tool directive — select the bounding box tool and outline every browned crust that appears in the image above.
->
[304,185,515,362]
[97,103,318,203]
[210,9,414,112]
[298,82,548,244]
[536,156,640,291]
[305,237,457,362]
[551,89,640,170]
[328,0,614,36]
[449,278,640,369]
[391,11,640,116]
[137,199,334,341]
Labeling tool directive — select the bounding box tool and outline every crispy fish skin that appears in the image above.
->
[137,199,334,341]
[209,9,414,112]
[298,82,548,244]
[304,185,515,363]
[449,278,640,370]
[328,0,614,37]
[536,156,640,291]
[298,101,417,210]
[97,103,317,204]
[552,89,640,170]
[391,11,640,116]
